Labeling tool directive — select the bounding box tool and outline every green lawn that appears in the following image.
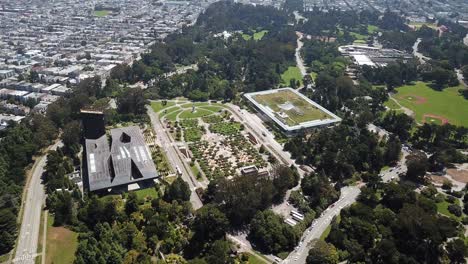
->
[353,39,367,44]
[253,30,268,40]
[94,10,110,17]
[193,102,211,107]
[199,105,224,112]
[242,30,268,41]
[191,164,201,178]
[151,101,176,113]
[179,108,213,119]
[281,66,303,86]
[388,82,468,126]
[408,22,438,29]
[436,200,462,220]
[384,98,401,110]
[380,165,390,172]
[0,253,10,263]
[247,253,269,264]
[164,109,183,121]
[320,224,332,240]
[350,32,368,41]
[367,25,379,34]
[310,72,317,81]
[134,188,158,201]
[320,214,341,240]
[46,215,78,264]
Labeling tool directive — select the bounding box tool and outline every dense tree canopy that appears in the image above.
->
[325,182,465,263]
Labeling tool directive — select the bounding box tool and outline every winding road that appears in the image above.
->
[282,186,361,264]
[412,38,430,64]
[295,32,307,85]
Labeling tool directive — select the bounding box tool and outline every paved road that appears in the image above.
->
[14,141,62,264]
[295,32,307,78]
[282,186,361,264]
[147,106,203,210]
[380,147,410,183]
[412,38,430,64]
[281,124,409,263]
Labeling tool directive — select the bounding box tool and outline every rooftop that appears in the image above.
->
[85,126,158,191]
[244,88,341,132]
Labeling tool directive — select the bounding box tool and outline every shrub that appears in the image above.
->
[447,204,462,217]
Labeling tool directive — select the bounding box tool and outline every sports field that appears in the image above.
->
[252,89,332,126]
[387,82,468,127]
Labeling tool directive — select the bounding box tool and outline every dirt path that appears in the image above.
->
[388,95,415,118]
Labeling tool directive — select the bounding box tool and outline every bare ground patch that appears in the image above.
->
[429,175,448,185]
[422,114,449,125]
[447,168,468,183]
[400,94,428,104]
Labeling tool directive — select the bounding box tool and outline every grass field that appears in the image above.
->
[310,72,317,81]
[94,10,110,17]
[320,214,340,240]
[0,253,10,263]
[247,253,269,264]
[367,25,379,34]
[199,105,224,112]
[242,30,268,41]
[151,101,176,113]
[350,32,368,41]
[46,215,78,264]
[408,22,438,29]
[179,108,213,119]
[190,164,201,178]
[388,82,468,127]
[281,66,303,86]
[134,188,158,201]
[165,109,183,121]
[436,200,462,221]
[384,98,401,110]
[353,39,367,44]
[253,89,332,126]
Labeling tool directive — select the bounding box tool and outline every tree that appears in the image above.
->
[204,240,230,264]
[125,192,140,216]
[442,179,453,190]
[271,165,297,203]
[461,65,468,81]
[117,88,148,115]
[0,209,17,254]
[306,240,339,264]
[405,151,429,183]
[447,204,462,217]
[191,205,228,244]
[248,210,298,254]
[383,135,402,165]
[446,239,468,264]
[378,111,414,141]
[164,177,191,202]
[61,121,81,155]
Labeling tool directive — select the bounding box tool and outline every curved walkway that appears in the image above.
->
[388,95,415,117]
